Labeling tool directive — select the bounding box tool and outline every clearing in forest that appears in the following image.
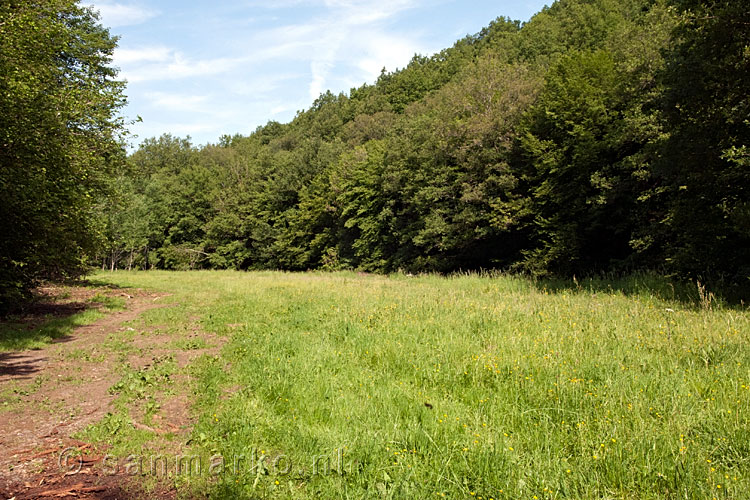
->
[0,271,748,499]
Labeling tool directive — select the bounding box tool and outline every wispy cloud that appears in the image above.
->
[226,73,305,98]
[89,2,159,27]
[116,48,245,83]
[322,0,421,25]
[112,0,544,147]
[144,91,210,113]
[114,46,172,65]
[113,1,426,89]
[270,104,294,115]
[308,29,347,98]
[355,32,422,79]
[245,0,427,99]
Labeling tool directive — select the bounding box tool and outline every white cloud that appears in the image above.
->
[118,49,245,83]
[226,73,304,97]
[144,91,210,112]
[116,0,456,146]
[245,0,426,99]
[90,2,159,27]
[308,29,347,99]
[248,0,421,14]
[114,1,426,90]
[114,46,171,65]
[322,0,420,25]
[354,32,422,79]
[270,104,293,115]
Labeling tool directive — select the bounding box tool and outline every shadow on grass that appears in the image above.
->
[77,278,136,290]
[527,272,748,309]
[0,289,126,353]
[0,350,50,379]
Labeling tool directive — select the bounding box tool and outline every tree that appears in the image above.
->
[518,1,676,276]
[656,0,750,283]
[0,0,127,309]
[107,0,749,294]
[399,58,542,271]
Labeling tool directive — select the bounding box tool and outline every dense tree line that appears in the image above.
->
[2,0,747,310]
[0,1,127,310]
[103,0,748,293]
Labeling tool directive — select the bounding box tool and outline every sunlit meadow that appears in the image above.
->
[93,270,749,499]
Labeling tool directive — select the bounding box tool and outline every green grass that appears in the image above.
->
[87,270,748,499]
[0,292,125,351]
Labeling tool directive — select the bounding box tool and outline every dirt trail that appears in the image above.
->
[0,287,212,499]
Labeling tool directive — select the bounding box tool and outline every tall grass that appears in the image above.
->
[95,270,749,499]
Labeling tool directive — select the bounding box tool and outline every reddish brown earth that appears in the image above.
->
[0,287,223,499]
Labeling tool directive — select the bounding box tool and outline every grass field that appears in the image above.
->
[80,271,749,498]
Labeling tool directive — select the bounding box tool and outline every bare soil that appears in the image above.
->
[0,286,222,499]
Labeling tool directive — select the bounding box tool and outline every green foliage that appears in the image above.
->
[103,0,745,296]
[656,0,750,284]
[521,50,637,273]
[0,0,126,310]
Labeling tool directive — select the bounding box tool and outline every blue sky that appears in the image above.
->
[88,0,550,148]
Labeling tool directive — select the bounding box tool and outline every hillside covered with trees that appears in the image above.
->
[2,0,748,310]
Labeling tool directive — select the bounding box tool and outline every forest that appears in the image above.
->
[1,0,748,309]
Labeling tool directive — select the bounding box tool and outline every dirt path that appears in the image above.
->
[0,287,221,499]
